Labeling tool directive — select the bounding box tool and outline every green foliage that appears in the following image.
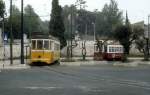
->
[4,5,47,39]
[49,0,66,49]
[62,0,123,39]
[5,5,21,39]
[62,5,96,39]
[96,0,123,37]
[133,25,145,53]
[24,5,43,38]
[0,0,5,18]
[114,25,131,54]
[114,12,132,55]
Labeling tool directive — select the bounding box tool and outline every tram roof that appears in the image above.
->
[31,32,59,41]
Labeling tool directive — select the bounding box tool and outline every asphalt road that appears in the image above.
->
[0,65,150,95]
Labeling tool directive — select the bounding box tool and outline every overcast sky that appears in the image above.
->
[4,0,150,24]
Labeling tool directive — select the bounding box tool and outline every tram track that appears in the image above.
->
[42,66,150,90]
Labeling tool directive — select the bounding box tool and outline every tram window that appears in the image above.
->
[120,47,123,52]
[54,43,60,51]
[109,47,112,52]
[119,47,121,52]
[104,46,107,52]
[112,47,114,52]
[44,40,49,50]
[116,47,119,52]
[37,40,43,49]
[57,44,60,51]
[115,47,117,52]
[32,40,36,49]
[49,41,52,50]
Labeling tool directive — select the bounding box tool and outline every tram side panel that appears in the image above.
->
[53,42,60,62]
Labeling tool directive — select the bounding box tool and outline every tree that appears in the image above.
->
[114,12,132,61]
[96,0,123,37]
[133,25,146,56]
[49,0,66,49]
[0,0,5,18]
[0,0,5,29]
[24,5,42,38]
[62,4,96,39]
[5,5,21,39]
[114,25,131,52]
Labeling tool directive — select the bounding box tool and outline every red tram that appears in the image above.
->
[103,44,124,60]
[94,41,124,61]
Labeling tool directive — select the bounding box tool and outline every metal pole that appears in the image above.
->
[70,6,73,58]
[10,0,13,65]
[148,15,150,59]
[21,0,24,64]
[2,16,5,67]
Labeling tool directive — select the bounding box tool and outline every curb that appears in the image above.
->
[60,61,111,66]
[0,64,30,70]
[60,61,150,67]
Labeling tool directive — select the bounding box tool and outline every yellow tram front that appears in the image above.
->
[30,36,60,65]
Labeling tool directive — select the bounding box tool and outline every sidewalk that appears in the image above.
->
[0,59,30,70]
[60,57,150,67]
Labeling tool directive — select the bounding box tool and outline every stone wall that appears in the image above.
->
[0,44,30,60]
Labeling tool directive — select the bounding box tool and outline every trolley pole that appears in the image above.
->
[10,0,13,65]
[21,0,24,64]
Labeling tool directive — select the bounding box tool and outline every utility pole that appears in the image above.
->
[10,0,13,65]
[21,0,24,64]
[2,14,5,65]
[147,15,150,59]
[70,5,73,58]
[145,15,150,61]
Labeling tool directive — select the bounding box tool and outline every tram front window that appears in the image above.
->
[37,40,43,49]
[44,40,49,50]
[32,40,36,49]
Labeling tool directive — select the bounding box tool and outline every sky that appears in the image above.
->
[4,0,150,24]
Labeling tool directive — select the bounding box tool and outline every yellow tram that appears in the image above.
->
[30,33,60,65]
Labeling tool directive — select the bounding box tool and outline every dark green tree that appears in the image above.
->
[0,0,5,18]
[5,5,21,39]
[0,0,5,29]
[49,0,66,49]
[114,12,132,61]
[114,25,131,53]
[24,5,42,38]
[132,24,146,57]
[97,0,123,37]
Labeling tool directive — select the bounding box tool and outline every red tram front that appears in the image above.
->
[94,41,124,61]
[103,45,124,60]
